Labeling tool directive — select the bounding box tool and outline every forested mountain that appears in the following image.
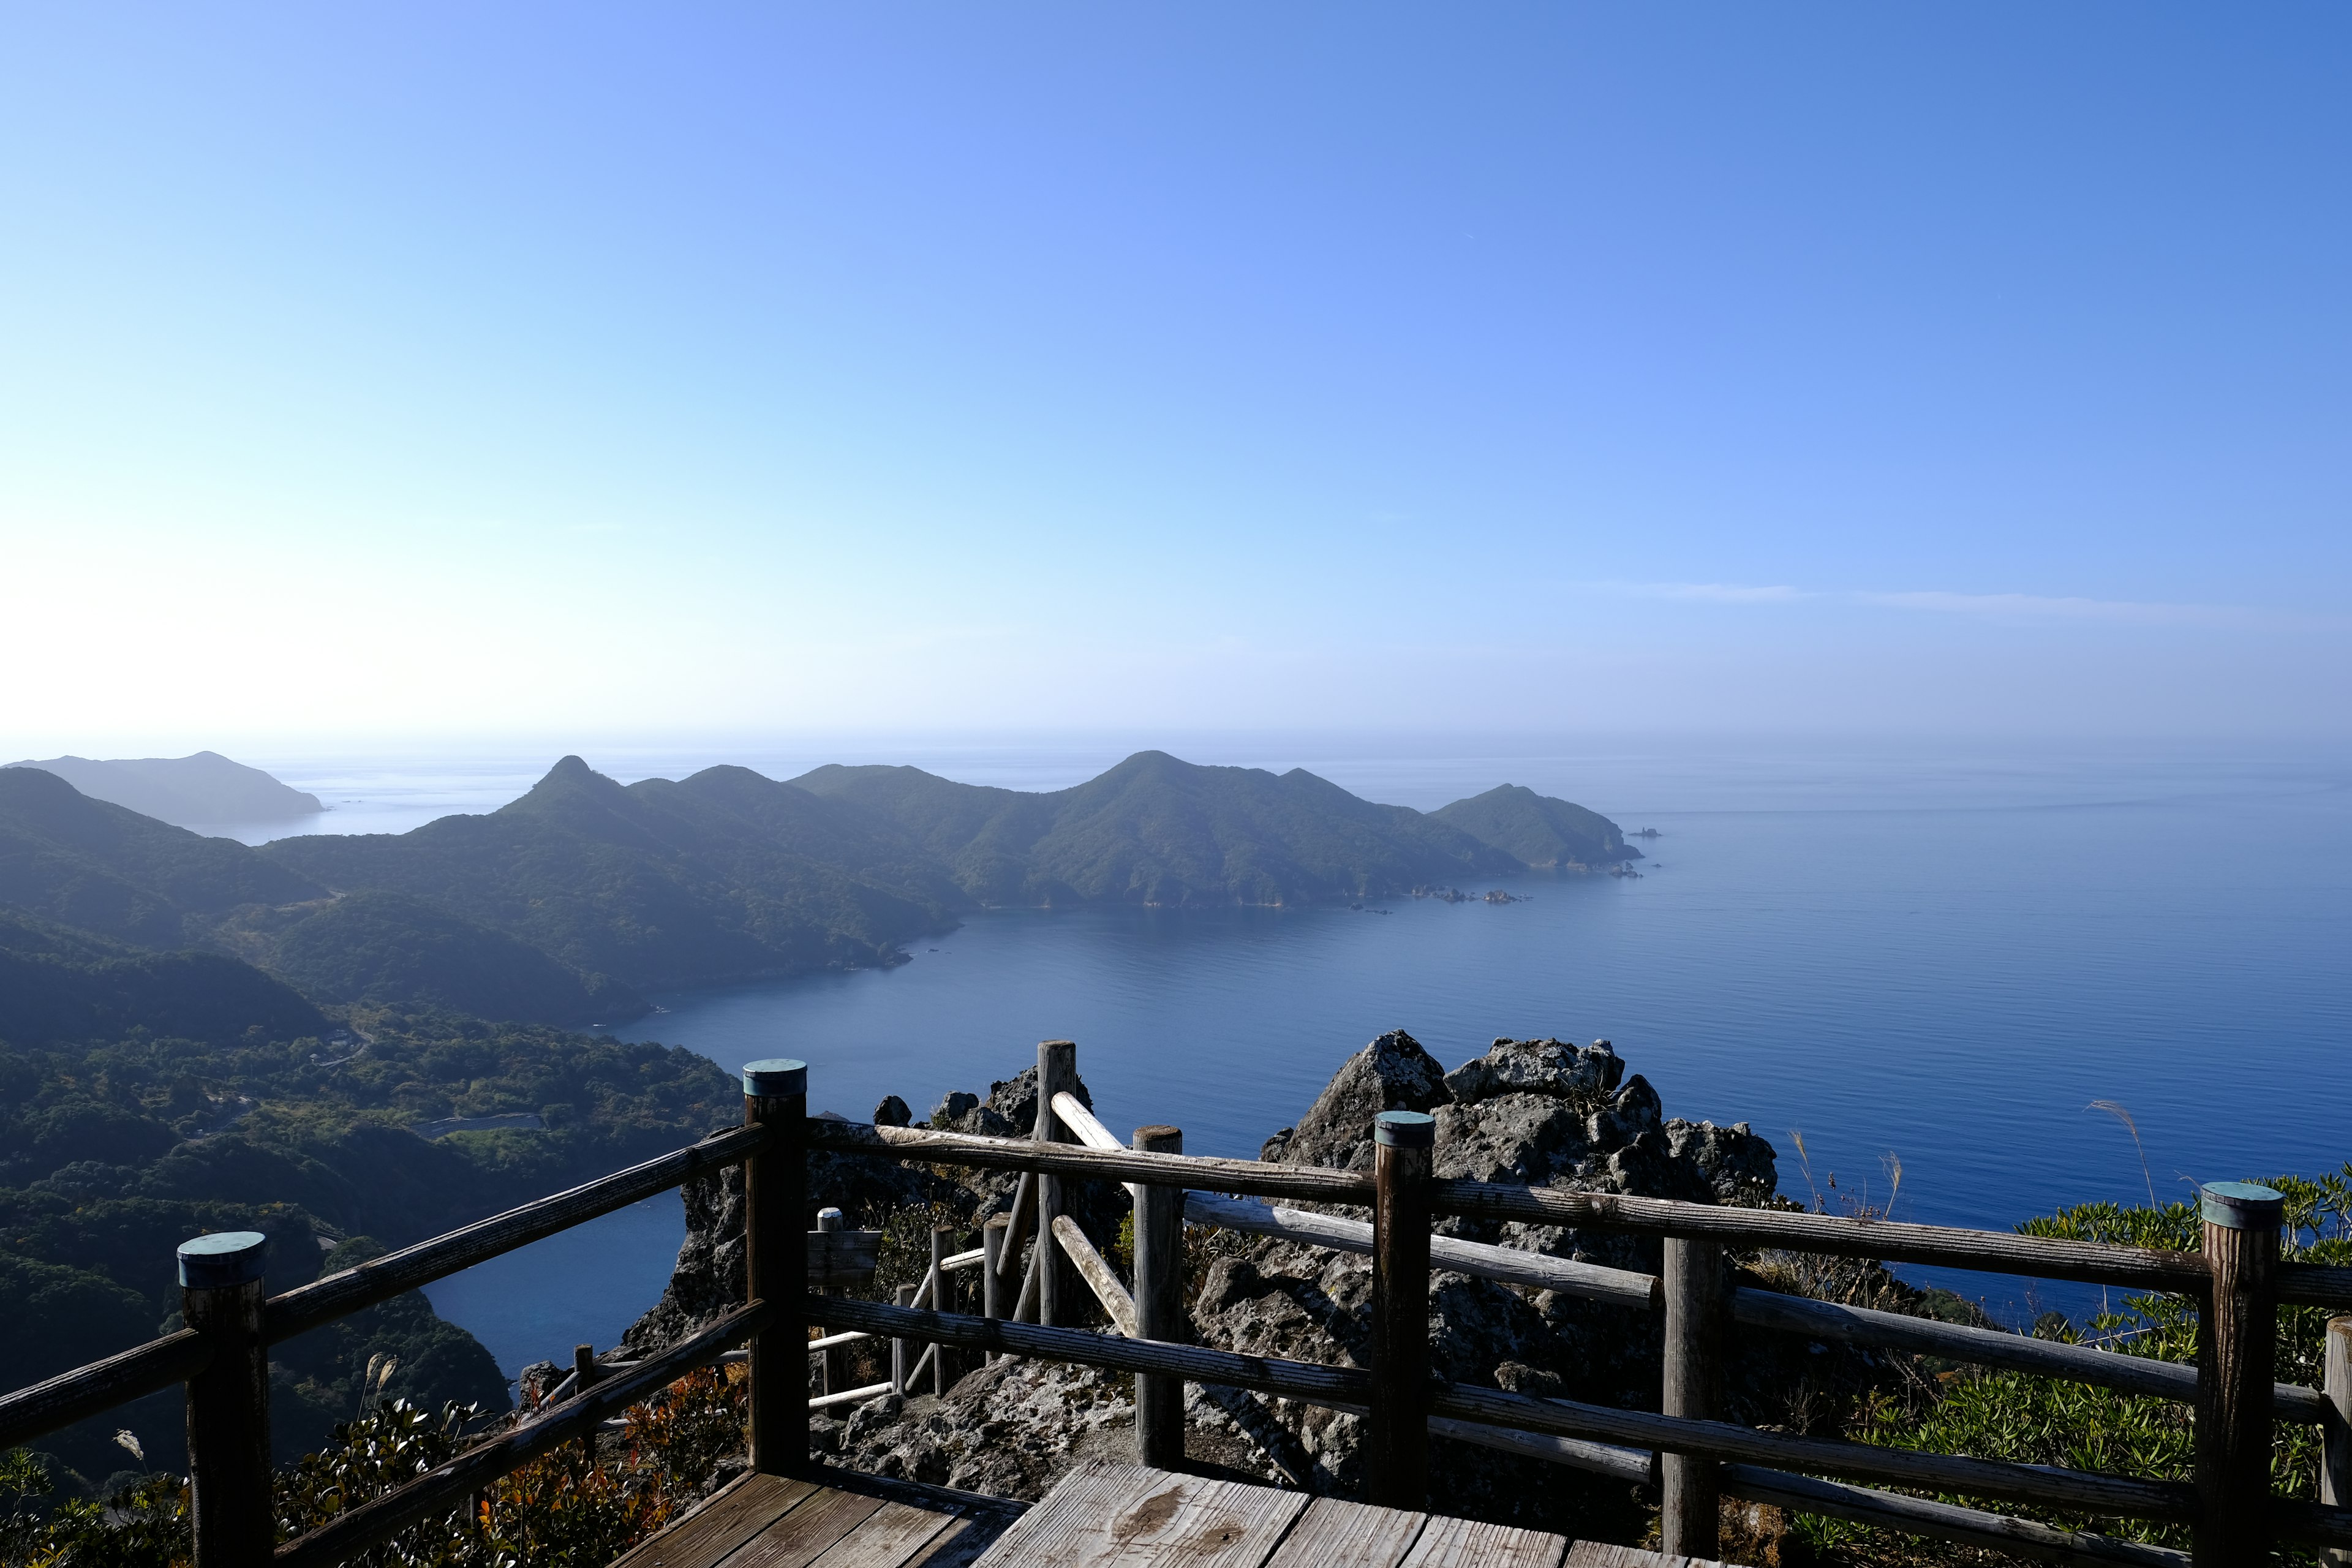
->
[259,756,960,992]
[4,750,323,826]
[0,767,328,945]
[1430,783,1642,869]
[791,750,1525,905]
[1,753,1636,1027]
[0,910,329,1046]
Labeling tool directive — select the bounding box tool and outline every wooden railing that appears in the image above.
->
[4,1044,2349,1568]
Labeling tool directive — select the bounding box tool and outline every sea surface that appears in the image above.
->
[229,737,2352,1377]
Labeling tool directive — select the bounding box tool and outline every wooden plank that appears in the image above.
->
[732,1488,889,1568]
[1053,1215,1140,1336]
[1401,1515,1568,1568]
[808,1120,1373,1207]
[0,1327,211,1452]
[1263,1495,1427,1568]
[1185,1194,1660,1311]
[611,1472,818,1568]
[906,1517,998,1568]
[804,1501,958,1568]
[1562,1546,1692,1568]
[1431,1180,2203,1293]
[971,1460,1308,1568]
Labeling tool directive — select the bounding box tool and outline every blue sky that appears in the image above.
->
[2,5,2345,748]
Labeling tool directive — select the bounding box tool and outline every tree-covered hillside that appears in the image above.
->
[0,999,736,1494]
[0,767,326,946]
[1430,783,1641,869]
[791,750,1528,905]
[260,756,961,992]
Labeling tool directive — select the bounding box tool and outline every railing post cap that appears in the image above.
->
[2199,1180,2285,1228]
[1374,1110,1437,1148]
[178,1231,269,1288]
[742,1058,807,1096]
[816,1206,845,1230]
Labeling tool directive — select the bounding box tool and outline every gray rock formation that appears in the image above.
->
[630,1028,1791,1540]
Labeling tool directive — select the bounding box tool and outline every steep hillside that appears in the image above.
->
[265,891,647,1025]
[261,756,961,989]
[4,751,323,826]
[1430,784,1640,869]
[0,910,331,1047]
[0,767,326,945]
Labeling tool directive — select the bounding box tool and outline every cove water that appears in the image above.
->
[235,739,2352,1377]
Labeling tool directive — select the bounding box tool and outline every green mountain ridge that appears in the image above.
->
[1430,783,1642,869]
[1,752,1636,1028]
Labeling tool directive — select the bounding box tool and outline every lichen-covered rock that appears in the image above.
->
[1667,1118,1780,1205]
[1443,1037,1623,1106]
[1258,1029,1451,1170]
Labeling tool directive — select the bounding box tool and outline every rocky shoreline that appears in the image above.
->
[622,1030,1866,1545]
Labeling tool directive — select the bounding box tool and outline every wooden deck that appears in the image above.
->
[616,1461,1714,1568]
[610,1467,1028,1568]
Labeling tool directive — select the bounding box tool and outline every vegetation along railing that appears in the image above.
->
[6,1041,2352,1568]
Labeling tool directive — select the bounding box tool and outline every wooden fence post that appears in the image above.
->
[180,1231,272,1568]
[2323,1316,2351,1568]
[743,1058,807,1476]
[1369,1110,1434,1510]
[982,1215,1008,1324]
[2193,1181,2282,1568]
[1133,1124,1186,1469]
[815,1208,844,1396]
[1663,1237,1725,1558]
[892,1285,914,1394]
[1035,1040,1077,1328]
[930,1227,955,1396]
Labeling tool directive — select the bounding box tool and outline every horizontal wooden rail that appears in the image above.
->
[1720,1463,2189,1568]
[806,1119,1371,1205]
[274,1300,771,1568]
[2278,1498,2352,1551]
[1428,1414,1656,1487]
[0,1328,211,1452]
[805,1292,1374,1409]
[1432,1182,2207,1292]
[810,1118,2206,1289]
[812,1293,2190,1525]
[1730,1287,2334,1425]
[1430,1382,2194,1523]
[2279,1263,2352,1311]
[1185,1192,1661,1309]
[266,1124,770,1345]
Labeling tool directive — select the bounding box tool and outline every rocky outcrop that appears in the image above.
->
[631,1028,1790,1540]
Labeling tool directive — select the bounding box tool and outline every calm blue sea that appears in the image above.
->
[231,738,2352,1375]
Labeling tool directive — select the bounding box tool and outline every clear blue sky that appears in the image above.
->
[2,5,2345,749]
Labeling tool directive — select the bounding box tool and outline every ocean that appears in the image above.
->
[222,737,2352,1379]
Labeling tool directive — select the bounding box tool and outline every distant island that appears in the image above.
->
[5,751,324,826]
[0,750,1640,1030]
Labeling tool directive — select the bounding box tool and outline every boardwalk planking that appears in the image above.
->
[1261,1494,1429,1568]
[802,1501,960,1568]
[610,1472,820,1568]
[1401,1515,1569,1568]
[731,1488,889,1568]
[970,1461,1308,1568]
[1563,1545,1721,1568]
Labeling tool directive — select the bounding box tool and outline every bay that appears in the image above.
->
[225,737,2350,1367]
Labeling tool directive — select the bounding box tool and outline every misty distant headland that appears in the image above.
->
[4,751,325,826]
[0,750,1636,1032]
